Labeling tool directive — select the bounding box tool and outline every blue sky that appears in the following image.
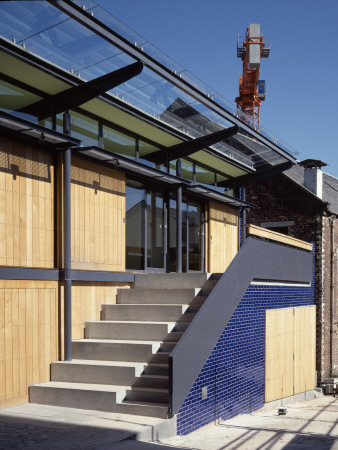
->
[96,0,338,178]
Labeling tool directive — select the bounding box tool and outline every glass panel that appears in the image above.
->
[215,173,232,194]
[0,79,41,113]
[188,202,201,271]
[182,200,188,272]
[138,140,159,167]
[195,164,215,187]
[70,111,98,146]
[103,125,136,159]
[169,197,176,273]
[126,180,145,270]
[169,160,177,176]
[147,190,164,269]
[181,159,194,181]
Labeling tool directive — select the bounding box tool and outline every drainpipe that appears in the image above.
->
[63,111,72,361]
[329,215,335,375]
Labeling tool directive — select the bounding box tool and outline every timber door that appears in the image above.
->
[208,202,239,273]
[265,305,316,402]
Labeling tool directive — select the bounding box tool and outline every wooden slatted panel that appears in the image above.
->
[71,157,125,271]
[0,280,58,409]
[265,305,316,403]
[0,137,55,268]
[208,202,239,273]
[265,307,294,402]
[58,281,130,359]
[294,305,316,394]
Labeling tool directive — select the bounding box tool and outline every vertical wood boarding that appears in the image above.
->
[0,136,55,268]
[0,280,58,409]
[71,157,125,271]
[208,202,239,273]
[58,281,131,360]
[265,305,316,403]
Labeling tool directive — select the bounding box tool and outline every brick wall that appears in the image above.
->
[176,281,315,435]
[246,175,337,380]
[334,219,338,375]
[323,217,338,376]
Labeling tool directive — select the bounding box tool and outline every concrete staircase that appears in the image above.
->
[29,273,219,420]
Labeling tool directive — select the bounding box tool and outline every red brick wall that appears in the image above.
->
[246,174,338,381]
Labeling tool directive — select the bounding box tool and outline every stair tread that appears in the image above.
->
[74,338,178,345]
[86,320,177,325]
[130,386,168,393]
[74,339,168,344]
[32,381,130,392]
[52,360,148,367]
[140,374,169,379]
[121,400,169,407]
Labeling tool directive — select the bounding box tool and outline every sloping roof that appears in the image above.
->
[284,164,338,214]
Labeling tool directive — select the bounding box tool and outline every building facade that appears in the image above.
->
[0,0,318,436]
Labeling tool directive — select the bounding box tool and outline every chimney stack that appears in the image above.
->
[300,159,327,200]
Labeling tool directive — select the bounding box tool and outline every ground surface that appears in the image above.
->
[0,396,337,449]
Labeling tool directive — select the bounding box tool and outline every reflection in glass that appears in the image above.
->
[147,191,164,269]
[169,197,177,272]
[195,164,215,187]
[103,125,135,159]
[188,202,201,271]
[70,111,98,146]
[126,180,145,270]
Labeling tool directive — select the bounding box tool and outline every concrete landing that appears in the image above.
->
[0,403,176,449]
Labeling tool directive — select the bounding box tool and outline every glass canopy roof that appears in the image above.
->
[0,0,298,171]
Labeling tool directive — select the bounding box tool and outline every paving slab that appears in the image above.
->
[0,396,337,449]
[161,395,338,450]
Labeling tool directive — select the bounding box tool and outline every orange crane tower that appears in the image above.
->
[235,24,270,130]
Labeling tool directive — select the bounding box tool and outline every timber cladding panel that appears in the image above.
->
[71,157,125,271]
[265,305,316,402]
[59,282,131,351]
[0,280,58,408]
[208,202,239,273]
[0,136,55,268]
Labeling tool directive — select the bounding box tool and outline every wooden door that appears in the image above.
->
[208,202,239,273]
[265,305,316,403]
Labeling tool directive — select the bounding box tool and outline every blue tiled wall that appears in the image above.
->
[177,277,315,435]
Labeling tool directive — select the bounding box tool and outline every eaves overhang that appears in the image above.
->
[0,110,81,148]
[74,145,252,208]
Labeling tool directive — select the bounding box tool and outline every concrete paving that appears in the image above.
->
[0,395,337,449]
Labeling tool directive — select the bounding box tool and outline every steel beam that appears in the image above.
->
[20,61,143,120]
[49,0,297,164]
[146,125,239,164]
[222,161,293,188]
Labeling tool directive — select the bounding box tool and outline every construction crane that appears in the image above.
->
[235,24,270,131]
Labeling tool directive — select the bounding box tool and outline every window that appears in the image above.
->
[103,125,136,159]
[70,111,98,146]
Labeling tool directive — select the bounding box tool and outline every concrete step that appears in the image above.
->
[134,273,209,289]
[149,352,170,364]
[85,321,183,342]
[72,339,166,362]
[134,374,169,389]
[29,381,126,412]
[101,304,196,322]
[116,400,169,419]
[126,387,169,404]
[117,288,200,304]
[144,363,169,375]
[51,360,147,386]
